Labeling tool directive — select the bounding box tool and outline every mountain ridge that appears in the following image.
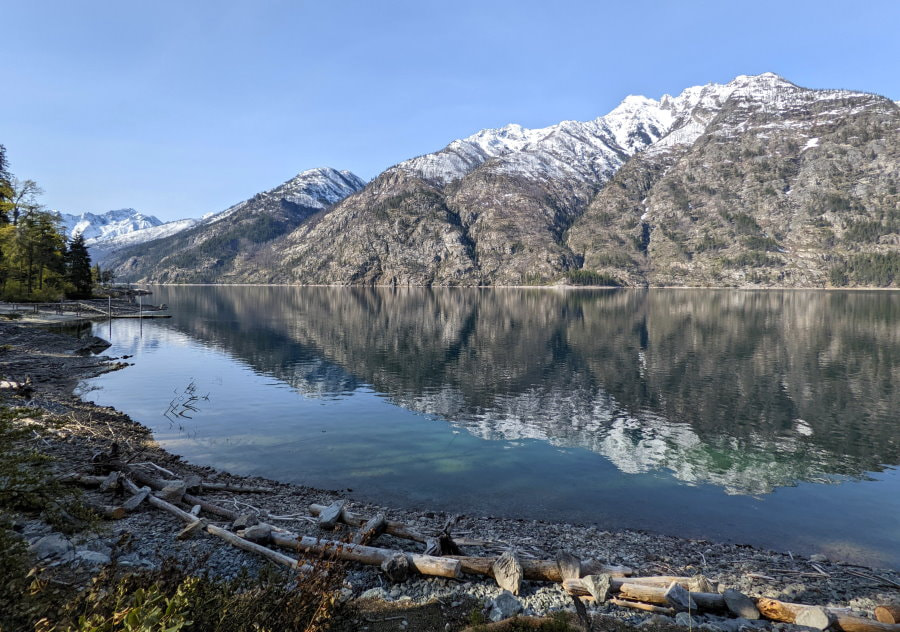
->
[108,73,900,287]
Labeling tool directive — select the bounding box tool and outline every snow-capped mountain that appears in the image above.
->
[102,167,366,283]
[52,208,162,242]
[107,73,899,287]
[203,167,365,227]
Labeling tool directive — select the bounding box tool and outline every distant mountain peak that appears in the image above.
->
[52,208,164,243]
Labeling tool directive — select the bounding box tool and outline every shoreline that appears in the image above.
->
[2,317,899,630]
[98,283,900,291]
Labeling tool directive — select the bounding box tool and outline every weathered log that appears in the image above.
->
[876,607,900,625]
[830,613,900,632]
[665,581,699,612]
[201,482,275,493]
[619,583,723,612]
[493,551,524,595]
[184,492,238,521]
[564,575,693,597]
[381,552,410,582]
[123,477,311,572]
[756,598,831,630]
[353,513,387,545]
[207,524,310,572]
[121,487,151,512]
[309,503,427,543]
[556,552,581,581]
[177,519,208,540]
[448,556,631,583]
[240,524,273,543]
[98,471,121,493]
[232,513,258,531]
[268,532,462,579]
[317,500,347,530]
[609,598,676,615]
[723,589,760,619]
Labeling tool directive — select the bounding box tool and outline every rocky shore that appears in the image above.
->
[1,316,898,631]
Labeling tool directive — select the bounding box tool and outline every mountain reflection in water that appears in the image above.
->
[84,287,900,567]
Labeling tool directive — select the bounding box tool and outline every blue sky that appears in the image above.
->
[2,0,898,222]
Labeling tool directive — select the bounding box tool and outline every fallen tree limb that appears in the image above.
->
[876,606,900,625]
[126,468,238,520]
[309,503,427,543]
[268,531,462,579]
[122,477,311,572]
[451,557,632,583]
[830,613,900,632]
[609,598,676,615]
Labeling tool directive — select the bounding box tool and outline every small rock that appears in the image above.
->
[489,590,523,622]
[29,534,72,560]
[359,587,389,601]
[75,549,111,567]
[809,554,828,563]
[640,614,675,627]
[676,612,698,628]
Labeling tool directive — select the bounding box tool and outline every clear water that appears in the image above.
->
[81,287,900,568]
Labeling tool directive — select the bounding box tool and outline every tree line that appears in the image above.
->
[0,144,95,300]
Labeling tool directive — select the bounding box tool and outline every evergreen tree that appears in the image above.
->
[65,234,93,297]
[0,144,12,225]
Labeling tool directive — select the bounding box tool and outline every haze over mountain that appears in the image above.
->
[107,73,900,288]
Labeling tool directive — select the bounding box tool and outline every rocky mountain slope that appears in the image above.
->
[110,73,899,287]
[106,168,365,283]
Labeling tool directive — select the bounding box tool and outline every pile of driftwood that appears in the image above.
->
[63,457,900,632]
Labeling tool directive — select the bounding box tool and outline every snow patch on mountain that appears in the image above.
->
[90,218,199,250]
[206,167,366,226]
[53,209,163,242]
[395,72,879,186]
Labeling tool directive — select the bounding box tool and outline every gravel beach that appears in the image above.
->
[2,316,898,631]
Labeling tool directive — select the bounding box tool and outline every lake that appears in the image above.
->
[81,287,900,569]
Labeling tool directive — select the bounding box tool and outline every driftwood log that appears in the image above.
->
[121,478,312,572]
[352,513,387,545]
[492,551,524,594]
[609,598,676,615]
[309,503,427,542]
[876,607,900,625]
[268,531,462,579]
[450,556,632,583]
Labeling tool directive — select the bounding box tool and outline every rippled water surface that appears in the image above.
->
[82,287,900,568]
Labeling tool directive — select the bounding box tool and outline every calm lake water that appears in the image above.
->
[81,287,900,569]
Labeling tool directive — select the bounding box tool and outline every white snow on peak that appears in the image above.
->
[394,72,879,186]
[88,218,200,251]
[205,167,366,225]
[52,208,164,242]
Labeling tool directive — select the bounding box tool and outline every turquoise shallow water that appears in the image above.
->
[81,287,900,568]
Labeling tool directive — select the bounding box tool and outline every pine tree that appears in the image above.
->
[66,234,93,298]
[0,144,13,225]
